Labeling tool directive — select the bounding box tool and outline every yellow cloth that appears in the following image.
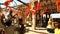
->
[47,21,54,29]
[55,28,60,34]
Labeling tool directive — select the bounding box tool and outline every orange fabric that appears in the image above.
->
[56,0,60,12]
[18,11,22,17]
[6,0,13,2]
[25,6,31,15]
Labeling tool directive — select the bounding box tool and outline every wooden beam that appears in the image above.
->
[17,0,28,6]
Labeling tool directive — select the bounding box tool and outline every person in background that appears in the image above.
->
[18,18,25,34]
[47,17,54,33]
[53,18,60,34]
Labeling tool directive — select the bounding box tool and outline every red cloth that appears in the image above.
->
[32,10,36,15]
[4,0,13,7]
[36,2,40,10]
[34,1,40,11]
[4,1,10,7]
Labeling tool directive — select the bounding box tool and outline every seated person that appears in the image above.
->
[47,17,54,33]
[53,18,60,34]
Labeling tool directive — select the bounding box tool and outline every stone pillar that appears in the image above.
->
[32,10,36,30]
